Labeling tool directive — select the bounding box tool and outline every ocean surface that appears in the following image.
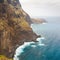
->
[14,19,60,60]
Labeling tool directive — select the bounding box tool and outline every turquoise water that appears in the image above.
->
[14,23,60,60]
[31,23,60,60]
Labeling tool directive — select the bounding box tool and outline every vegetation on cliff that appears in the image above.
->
[0,0,38,59]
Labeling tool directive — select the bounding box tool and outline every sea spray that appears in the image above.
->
[14,37,45,60]
[36,37,45,46]
[14,23,60,60]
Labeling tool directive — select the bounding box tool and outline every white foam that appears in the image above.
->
[30,24,33,28]
[24,41,35,45]
[14,41,35,59]
[38,44,45,46]
[14,37,46,60]
[14,45,24,56]
[36,37,45,42]
[31,45,36,47]
[36,37,45,46]
[42,23,47,24]
[15,42,33,56]
[14,56,19,60]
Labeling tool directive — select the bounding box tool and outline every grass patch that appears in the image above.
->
[0,55,13,60]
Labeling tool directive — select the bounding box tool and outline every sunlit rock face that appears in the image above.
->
[0,0,38,59]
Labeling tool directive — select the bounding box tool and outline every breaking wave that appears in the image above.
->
[14,37,46,60]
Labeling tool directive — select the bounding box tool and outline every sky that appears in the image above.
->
[19,0,60,17]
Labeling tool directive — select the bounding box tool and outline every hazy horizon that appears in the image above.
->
[20,0,60,17]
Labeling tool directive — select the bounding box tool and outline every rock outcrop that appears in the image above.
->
[31,18,47,24]
[0,0,38,59]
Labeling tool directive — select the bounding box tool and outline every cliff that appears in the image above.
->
[0,0,38,59]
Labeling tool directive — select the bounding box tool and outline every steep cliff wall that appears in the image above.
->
[0,0,38,59]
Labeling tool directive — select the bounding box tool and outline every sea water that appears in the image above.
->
[14,23,60,60]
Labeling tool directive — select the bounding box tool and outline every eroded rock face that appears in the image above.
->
[0,0,38,58]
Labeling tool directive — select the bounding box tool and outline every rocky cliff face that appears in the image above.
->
[0,0,38,59]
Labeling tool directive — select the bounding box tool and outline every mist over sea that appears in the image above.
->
[14,17,60,60]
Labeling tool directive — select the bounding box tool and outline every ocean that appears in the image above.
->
[14,17,60,60]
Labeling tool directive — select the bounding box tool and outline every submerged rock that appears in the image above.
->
[0,0,38,59]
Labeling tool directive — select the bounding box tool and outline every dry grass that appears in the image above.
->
[0,55,13,60]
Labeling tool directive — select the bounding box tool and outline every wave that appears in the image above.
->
[14,37,46,60]
[36,37,45,46]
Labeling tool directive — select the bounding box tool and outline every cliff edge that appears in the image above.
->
[0,0,38,59]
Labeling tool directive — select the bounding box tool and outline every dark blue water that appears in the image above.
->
[14,23,60,60]
[31,23,60,60]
